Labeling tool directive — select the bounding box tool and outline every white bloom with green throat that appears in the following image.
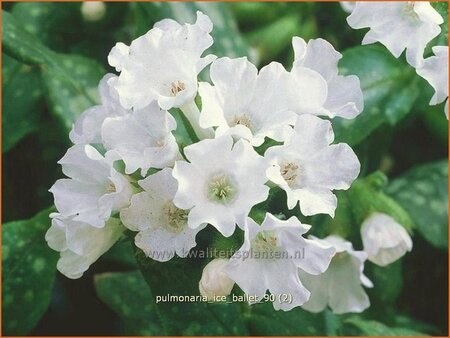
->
[172,135,269,237]
[265,114,360,217]
[224,214,335,311]
[299,235,373,314]
[198,57,301,146]
[120,168,205,262]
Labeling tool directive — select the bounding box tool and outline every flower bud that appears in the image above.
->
[361,213,413,266]
[199,259,234,301]
[81,2,106,22]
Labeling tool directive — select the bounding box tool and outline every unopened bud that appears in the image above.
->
[199,259,234,301]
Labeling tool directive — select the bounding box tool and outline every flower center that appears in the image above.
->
[106,183,116,193]
[170,81,186,96]
[230,114,253,130]
[207,174,237,204]
[403,2,420,21]
[252,231,280,255]
[280,161,299,187]
[165,203,188,233]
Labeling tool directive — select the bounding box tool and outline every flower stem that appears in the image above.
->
[180,100,214,140]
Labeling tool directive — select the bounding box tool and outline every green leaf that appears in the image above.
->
[95,271,164,335]
[341,317,429,336]
[2,207,58,335]
[367,260,403,306]
[334,45,420,146]
[101,239,137,268]
[348,172,415,233]
[386,161,448,249]
[2,53,43,152]
[134,249,249,336]
[3,10,104,129]
[11,2,83,51]
[41,54,103,129]
[129,2,250,59]
[246,302,329,336]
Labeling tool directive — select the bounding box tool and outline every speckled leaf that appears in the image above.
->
[341,317,428,336]
[2,207,58,335]
[2,54,43,153]
[135,250,249,336]
[246,302,328,336]
[3,10,103,130]
[129,2,250,59]
[386,161,448,249]
[334,45,420,146]
[95,271,164,335]
[41,54,103,129]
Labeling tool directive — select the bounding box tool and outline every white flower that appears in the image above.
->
[198,57,298,146]
[416,46,449,118]
[120,168,204,261]
[69,74,129,145]
[199,259,235,301]
[172,135,269,237]
[265,115,360,217]
[361,212,413,266]
[299,235,373,314]
[81,2,106,22]
[347,2,444,67]
[46,214,124,279]
[224,214,335,311]
[108,11,216,111]
[102,102,181,175]
[49,144,133,228]
[291,37,364,119]
[340,2,356,13]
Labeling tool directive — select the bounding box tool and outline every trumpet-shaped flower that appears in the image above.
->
[347,2,444,67]
[108,11,216,110]
[416,46,449,118]
[265,115,360,217]
[199,259,235,301]
[299,235,373,314]
[46,214,124,279]
[49,144,132,228]
[120,168,204,261]
[172,136,269,237]
[69,74,129,145]
[291,37,364,119]
[102,102,181,175]
[224,214,335,311]
[361,213,413,266]
[198,57,302,146]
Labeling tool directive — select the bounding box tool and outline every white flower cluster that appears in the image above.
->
[47,11,412,313]
[345,1,448,117]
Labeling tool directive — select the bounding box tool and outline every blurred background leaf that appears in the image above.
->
[2,208,58,335]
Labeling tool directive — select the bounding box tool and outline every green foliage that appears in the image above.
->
[246,302,329,336]
[386,161,448,249]
[2,208,58,335]
[95,271,164,335]
[334,45,420,146]
[2,54,43,152]
[2,10,104,130]
[134,250,248,336]
[341,316,428,336]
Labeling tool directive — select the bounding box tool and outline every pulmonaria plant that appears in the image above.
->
[47,10,413,313]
